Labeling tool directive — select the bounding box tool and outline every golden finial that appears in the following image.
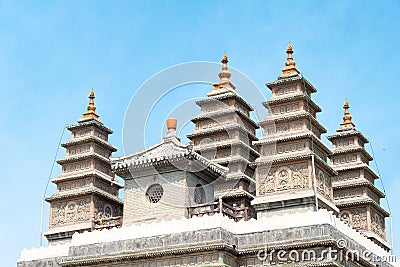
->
[211,52,236,90]
[281,43,300,77]
[221,52,228,64]
[82,89,100,120]
[337,99,356,131]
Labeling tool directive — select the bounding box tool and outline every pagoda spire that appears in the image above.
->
[280,43,300,77]
[337,99,355,131]
[82,89,99,120]
[212,52,236,90]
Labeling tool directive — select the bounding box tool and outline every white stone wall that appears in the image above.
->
[123,169,212,225]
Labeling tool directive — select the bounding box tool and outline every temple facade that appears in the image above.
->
[18,45,396,267]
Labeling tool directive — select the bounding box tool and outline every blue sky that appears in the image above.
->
[1,1,400,265]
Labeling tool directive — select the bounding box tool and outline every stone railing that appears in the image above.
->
[92,216,123,230]
[187,199,249,221]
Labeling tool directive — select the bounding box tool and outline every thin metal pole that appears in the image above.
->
[311,154,319,211]
[39,125,67,246]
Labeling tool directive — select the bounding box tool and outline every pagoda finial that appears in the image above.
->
[280,43,300,77]
[212,52,236,90]
[82,89,100,120]
[221,52,228,64]
[337,99,355,131]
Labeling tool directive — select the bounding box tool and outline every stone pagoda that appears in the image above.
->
[44,90,123,244]
[327,100,390,250]
[252,44,338,216]
[187,53,259,218]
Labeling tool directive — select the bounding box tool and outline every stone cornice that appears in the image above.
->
[67,119,113,134]
[194,139,259,157]
[254,151,337,176]
[335,197,389,217]
[331,163,379,179]
[266,75,317,93]
[259,110,327,134]
[264,92,322,113]
[215,188,255,200]
[62,136,117,152]
[45,186,123,204]
[191,107,259,129]
[327,129,369,143]
[57,152,111,166]
[331,146,373,161]
[254,131,333,156]
[187,124,258,141]
[225,172,256,184]
[211,155,254,166]
[196,91,254,111]
[333,179,385,198]
[52,169,123,188]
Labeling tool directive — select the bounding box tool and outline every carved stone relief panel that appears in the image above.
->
[73,129,91,139]
[63,160,91,173]
[258,163,309,195]
[196,116,233,130]
[233,100,250,115]
[370,208,386,238]
[193,132,230,146]
[51,198,91,227]
[334,188,363,201]
[94,179,117,195]
[363,171,375,184]
[270,102,300,115]
[366,189,380,204]
[263,141,307,157]
[314,146,327,162]
[333,137,355,149]
[93,144,111,158]
[67,145,90,156]
[332,153,357,165]
[339,210,351,224]
[333,171,359,183]
[350,208,367,230]
[94,197,122,220]
[274,85,297,96]
[200,101,225,113]
[94,161,113,176]
[58,179,90,192]
[316,169,331,200]
[94,129,107,141]
[267,120,305,136]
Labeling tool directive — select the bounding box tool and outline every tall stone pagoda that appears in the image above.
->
[44,90,123,244]
[252,44,338,216]
[187,53,259,218]
[327,100,390,250]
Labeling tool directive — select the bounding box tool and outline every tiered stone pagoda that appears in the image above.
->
[327,100,390,250]
[187,53,259,218]
[44,90,123,244]
[252,44,338,216]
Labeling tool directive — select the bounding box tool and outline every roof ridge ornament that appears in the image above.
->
[212,52,236,90]
[280,43,301,77]
[337,99,356,131]
[165,117,179,139]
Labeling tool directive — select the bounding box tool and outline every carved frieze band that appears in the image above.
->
[258,163,309,195]
[51,198,91,227]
